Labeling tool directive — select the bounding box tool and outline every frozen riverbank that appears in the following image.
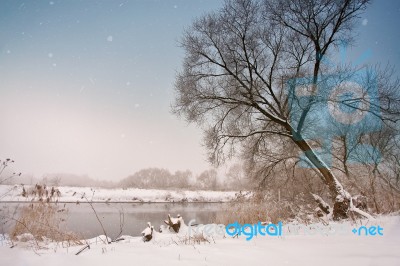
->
[0,185,240,203]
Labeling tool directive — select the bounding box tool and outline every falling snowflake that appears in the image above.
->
[49,1,54,5]
[48,53,53,58]
[362,18,368,26]
[107,35,113,42]
[126,81,131,86]
[134,103,140,108]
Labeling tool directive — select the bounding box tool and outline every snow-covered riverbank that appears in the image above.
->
[0,185,240,203]
[1,215,399,266]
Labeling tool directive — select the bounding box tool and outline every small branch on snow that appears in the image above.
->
[75,244,90,255]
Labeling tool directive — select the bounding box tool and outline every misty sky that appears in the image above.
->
[1,0,399,181]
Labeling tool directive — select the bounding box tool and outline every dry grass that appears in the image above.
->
[214,193,296,225]
[10,202,82,246]
[178,233,211,245]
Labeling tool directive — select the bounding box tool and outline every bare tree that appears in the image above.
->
[224,163,251,190]
[173,0,399,219]
[197,169,218,190]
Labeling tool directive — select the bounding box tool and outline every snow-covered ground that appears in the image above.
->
[0,185,239,203]
[2,185,399,265]
[0,215,399,266]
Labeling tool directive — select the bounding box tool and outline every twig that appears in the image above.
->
[75,244,90,255]
[112,205,125,241]
[84,195,110,244]
[113,237,125,242]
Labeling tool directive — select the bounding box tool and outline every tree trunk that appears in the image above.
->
[288,126,352,220]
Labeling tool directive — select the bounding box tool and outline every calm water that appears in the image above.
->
[1,202,227,239]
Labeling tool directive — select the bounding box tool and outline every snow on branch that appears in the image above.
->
[350,198,375,221]
[311,193,332,215]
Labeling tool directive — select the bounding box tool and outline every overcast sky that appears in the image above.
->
[0,0,399,181]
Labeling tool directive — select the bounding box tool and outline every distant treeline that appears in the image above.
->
[6,164,251,191]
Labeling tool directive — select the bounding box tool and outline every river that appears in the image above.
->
[0,202,228,239]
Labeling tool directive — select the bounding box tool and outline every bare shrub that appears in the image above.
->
[214,191,297,225]
[27,184,61,202]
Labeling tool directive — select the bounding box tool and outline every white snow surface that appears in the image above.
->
[0,215,399,266]
[0,184,238,203]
